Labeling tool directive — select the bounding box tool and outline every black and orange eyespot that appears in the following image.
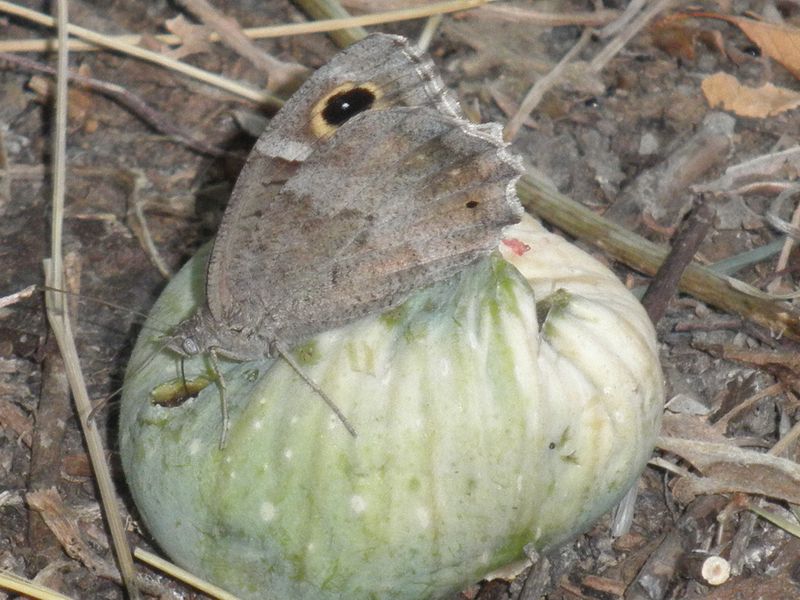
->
[310,82,382,138]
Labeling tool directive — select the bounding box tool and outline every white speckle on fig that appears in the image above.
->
[188,438,201,455]
[350,495,367,514]
[260,502,276,522]
[416,507,431,529]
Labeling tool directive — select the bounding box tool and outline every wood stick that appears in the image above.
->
[517,173,800,341]
[641,199,715,324]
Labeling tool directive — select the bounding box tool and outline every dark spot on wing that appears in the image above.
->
[322,87,376,126]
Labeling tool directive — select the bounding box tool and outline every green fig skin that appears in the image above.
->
[120,215,663,600]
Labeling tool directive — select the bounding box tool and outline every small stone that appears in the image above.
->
[638,132,660,155]
[665,393,711,415]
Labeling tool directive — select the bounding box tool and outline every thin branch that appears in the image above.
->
[44,2,140,597]
[777,192,800,272]
[0,570,74,600]
[133,547,241,600]
[0,284,37,308]
[0,0,490,53]
[471,4,620,27]
[694,147,800,196]
[0,127,10,200]
[293,0,369,48]
[517,172,800,341]
[416,13,443,53]
[589,0,675,73]
[0,0,279,106]
[176,0,309,92]
[598,0,647,38]
[504,27,593,141]
[49,2,67,300]
[128,175,174,279]
[641,199,715,324]
[0,52,230,156]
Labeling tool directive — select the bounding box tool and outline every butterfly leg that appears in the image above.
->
[272,340,357,438]
[208,348,230,448]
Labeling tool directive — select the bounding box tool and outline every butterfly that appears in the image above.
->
[161,33,523,443]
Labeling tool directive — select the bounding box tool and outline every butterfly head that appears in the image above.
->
[163,312,208,358]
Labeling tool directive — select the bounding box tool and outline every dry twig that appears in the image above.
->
[0,284,37,308]
[770,187,800,279]
[123,170,175,279]
[625,495,728,600]
[28,257,76,561]
[641,200,715,324]
[0,52,230,157]
[504,28,593,141]
[468,3,620,27]
[293,0,368,47]
[176,0,309,92]
[590,0,675,73]
[0,569,74,600]
[416,13,443,52]
[0,0,487,53]
[133,548,242,600]
[42,2,139,597]
[518,172,800,341]
[0,0,279,106]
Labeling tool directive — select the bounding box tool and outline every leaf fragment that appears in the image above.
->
[702,72,800,118]
[688,12,800,79]
[657,436,800,504]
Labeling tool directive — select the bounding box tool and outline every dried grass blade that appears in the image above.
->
[43,2,140,598]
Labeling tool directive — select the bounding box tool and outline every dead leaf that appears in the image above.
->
[690,12,800,79]
[660,413,729,443]
[26,488,120,580]
[697,29,726,58]
[693,146,800,194]
[726,17,800,80]
[702,72,800,118]
[657,436,800,504]
[671,464,800,504]
[26,74,98,132]
[164,15,212,60]
[649,14,728,62]
[0,397,33,446]
[650,20,699,61]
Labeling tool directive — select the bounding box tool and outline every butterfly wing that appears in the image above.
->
[253,33,462,163]
[207,33,462,327]
[214,106,522,347]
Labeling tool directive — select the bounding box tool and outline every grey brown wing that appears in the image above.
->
[218,106,523,346]
[253,33,463,163]
[203,149,299,325]
[206,33,462,326]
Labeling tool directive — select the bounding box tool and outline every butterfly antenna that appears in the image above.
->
[87,394,114,422]
[273,340,357,438]
[90,332,183,418]
[37,284,177,334]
